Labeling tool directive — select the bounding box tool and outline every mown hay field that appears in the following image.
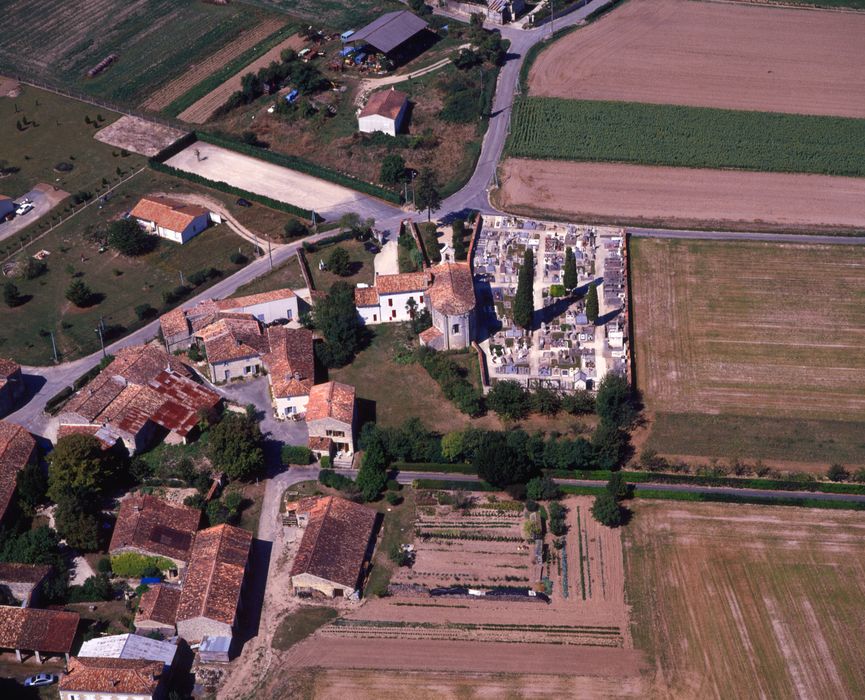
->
[624,501,865,697]
[248,0,403,29]
[0,0,269,104]
[527,0,865,118]
[631,237,865,463]
[506,98,865,177]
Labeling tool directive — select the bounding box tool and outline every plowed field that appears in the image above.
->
[528,0,865,118]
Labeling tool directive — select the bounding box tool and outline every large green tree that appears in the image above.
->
[414,168,442,222]
[563,246,578,291]
[379,153,406,186]
[513,248,534,330]
[108,218,154,256]
[313,281,363,368]
[487,380,531,421]
[326,247,352,276]
[208,413,264,481]
[585,282,599,324]
[595,372,636,428]
[356,439,388,502]
[591,491,623,527]
[48,434,117,503]
[473,431,538,487]
[65,279,95,307]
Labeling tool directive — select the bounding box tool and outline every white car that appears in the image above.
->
[15,202,33,216]
[24,673,58,687]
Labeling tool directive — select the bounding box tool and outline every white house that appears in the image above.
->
[130,196,214,244]
[354,271,429,324]
[358,88,409,137]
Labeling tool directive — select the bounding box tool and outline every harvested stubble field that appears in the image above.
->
[624,501,865,697]
[631,237,865,464]
[527,0,865,118]
[495,160,865,232]
[0,0,263,104]
[141,18,287,112]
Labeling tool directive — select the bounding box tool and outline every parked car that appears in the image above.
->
[15,202,33,216]
[24,673,57,687]
[236,198,252,208]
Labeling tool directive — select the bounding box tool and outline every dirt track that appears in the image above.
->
[178,34,304,124]
[498,159,865,231]
[528,0,865,117]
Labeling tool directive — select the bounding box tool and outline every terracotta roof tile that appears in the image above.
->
[264,327,314,399]
[176,524,251,628]
[374,271,430,295]
[55,424,118,450]
[0,420,35,523]
[0,562,50,585]
[109,495,200,562]
[418,325,443,343]
[135,584,181,627]
[130,196,208,234]
[0,358,19,379]
[360,89,408,120]
[290,496,377,590]
[217,288,296,310]
[159,307,189,339]
[306,382,355,424]
[354,286,379,307]
[308,436,333,451]
[428,262,475,315]
[147,370,221,436]
[60,657,164,695]
[0,605,78,653]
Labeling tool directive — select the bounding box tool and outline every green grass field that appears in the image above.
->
[0,0,264,104]
[0,86,145,203]
[631,237,865,465]
[0,169,262,364]
[506,98,865,177]
[247,0,403,29]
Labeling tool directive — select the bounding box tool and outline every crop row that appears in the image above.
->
[417,531,524,542]
[507,98,865,177]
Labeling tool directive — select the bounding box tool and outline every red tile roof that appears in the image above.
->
[354,286,379,307]
[135,584,181,627]
[147,370,221,437]
[110,495,201,563]
[56,424,118,450]
[0,358,19,391]
[176,524,252,628]
[428,262,475,315]
[290,496,377,590]
[360,89,408,120]
[216,288,296,310]
[0,420,35,523]
[159,307,189,339]
[60,657,164,695]
[374,271,430,295]
[264,327,314,399]
[418,325,443,344]
[0,605,79,653]
[130,196,208,234]
[197,316,267,365]
[0,562,50,585]
[306,382,355,425]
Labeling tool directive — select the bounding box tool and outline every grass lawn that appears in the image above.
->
[309,239,376,292]
[631,237,865,465]
[271,606,338,651]
[365,487,416,597]
[224,480,266,536]
[232,257,307,299]
[0,1,267,105]
[0,86,145,201]
[0,168,268,364]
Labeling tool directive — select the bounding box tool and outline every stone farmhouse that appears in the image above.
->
[0,605,79,663]
[306,381,357,465]
[0,358,25,417]
[109,495,201,570]
[175,523,252,646]
[355,263,477,350]
[289,496,377,599]
[134,583,181,638]
[58,345,221,455]
[159,289,302,354]
[0,563,50,607]
[264,326,315,419]
[130,195,214,245]
[59,657,166,700]
[195,314,269,382]
[0,420,36,526]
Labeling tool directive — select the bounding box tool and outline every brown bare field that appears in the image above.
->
[140,18,286,111]
[630,238,865,421]
[528,0,865,118]
[177,33,304,124]
[93,116,189,157]
[624,501,865,697]
[497,159,865,232]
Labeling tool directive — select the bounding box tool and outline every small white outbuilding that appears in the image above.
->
[357,88,409,137]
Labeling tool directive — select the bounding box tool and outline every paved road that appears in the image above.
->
[630,227,865,245]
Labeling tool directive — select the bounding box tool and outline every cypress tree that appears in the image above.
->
[513,248,534,330]
[563,246,578,291]
[585,282,599,324]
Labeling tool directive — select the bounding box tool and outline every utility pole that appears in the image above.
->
[267,237,273,271]
[313,211,318,232]
[179,270,185,286]
[95,323,106,359]
[550,0,555,36]
[49,331,58,363]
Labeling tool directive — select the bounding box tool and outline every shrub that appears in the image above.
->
[134,303,156,321]
[320,455,331,469]
[3,281,22,307]
[526,475,560,501]
[284,219,309,239]
[67,574,113,603]
[386,491,402,505]
[326,247,352,276]
[415,347,483,416]
[108,219,154,256]
[827,463,849,482]
[548,501,567,535]
[188,267,221,286]
[487,380,530,420]
[66,279,95,307]
[318,468,357,493]
[110,552,174,578]
[591,492,623,527]
[96,557,112,574]
[230,251,249,265]
[282,445,313,465]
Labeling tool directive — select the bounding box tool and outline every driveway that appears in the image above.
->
[374,239,399,276]
[0,186,67,243]
[215,376,309,447]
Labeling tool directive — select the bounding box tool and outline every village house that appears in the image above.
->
[175,524,252,647]
[109,495,201,570]
[0,420,36,526]
[159,289,302,353]
[0,358,25,417]
[419,262,477,350]
[354,270,430,324]
[263,326,315,419]
[58,345,221,454]
[0,605,79,663]
[78,633,177,670]
[134,584,181,639]
[130,196,214,245]
[195,314,269,383]
[59,657,166,700]
[0,563,50,607]
[289,496,377,599]
[306,381,357,465]
[358,88,409,137]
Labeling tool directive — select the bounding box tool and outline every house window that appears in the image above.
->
[224,370,230,380]
[452,323,460,334]
[388,298,393,307]
[392,310,397,319]
[326,430,345,437]
[419,295,423,303]
[287,308,293,319]
[373,314,377,322]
